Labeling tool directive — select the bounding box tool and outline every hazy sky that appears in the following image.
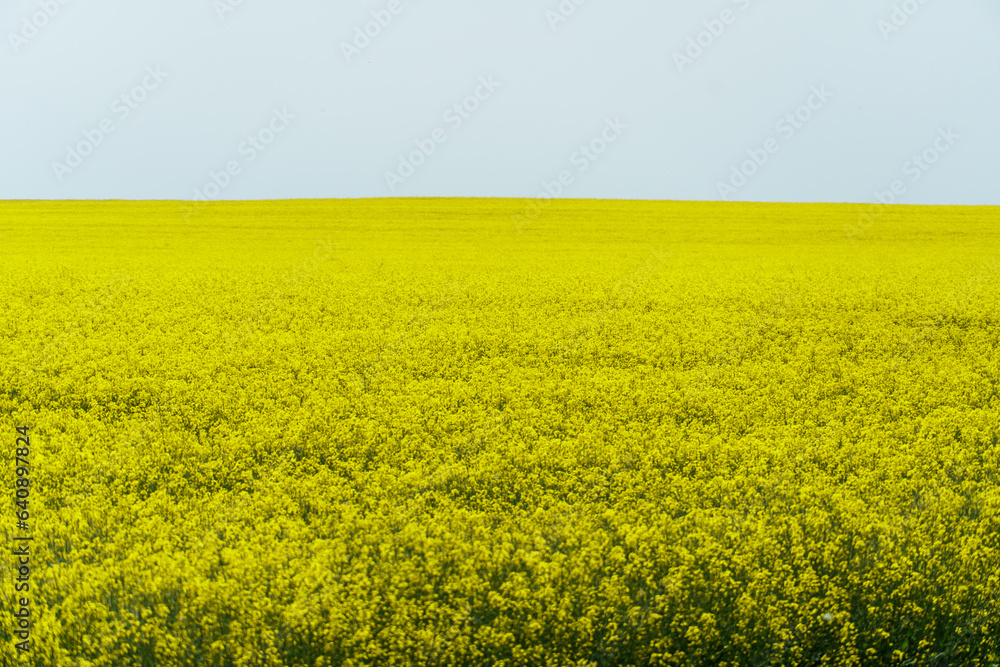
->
[2,0,997,204]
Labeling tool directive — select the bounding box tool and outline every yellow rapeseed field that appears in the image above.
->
[1,198,998,666]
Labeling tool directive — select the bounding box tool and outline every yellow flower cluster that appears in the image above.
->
[0,199,998,666]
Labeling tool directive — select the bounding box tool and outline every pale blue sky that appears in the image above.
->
[2,0,997,203]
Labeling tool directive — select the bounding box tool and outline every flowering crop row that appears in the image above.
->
[1,199,998,666]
